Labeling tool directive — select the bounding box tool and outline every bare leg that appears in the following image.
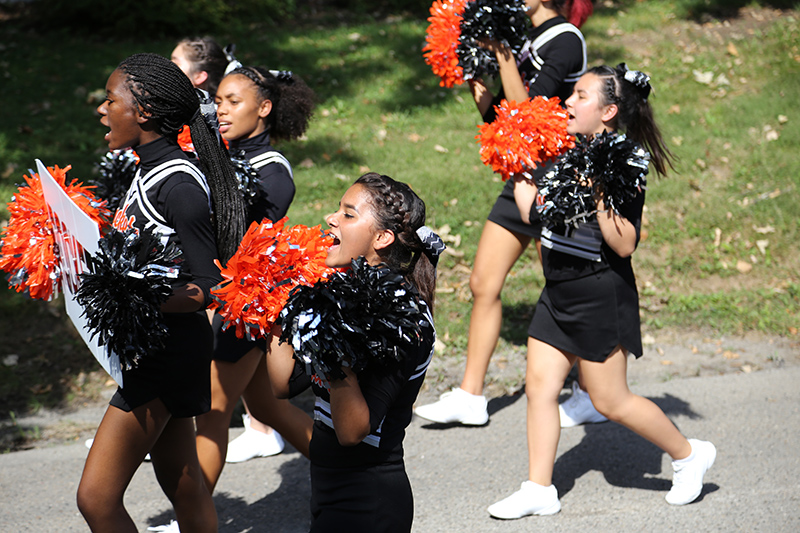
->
[77,400,171,532]
[525,338,576,485]
[578,347,692,460]
[150,417,217,533]
[460,221,532,395]
[241,354,313,458]
[195,348,263,493]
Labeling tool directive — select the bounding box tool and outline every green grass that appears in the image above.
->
[1,1,799,416]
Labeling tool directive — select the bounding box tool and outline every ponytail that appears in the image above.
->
[588,63,675,176]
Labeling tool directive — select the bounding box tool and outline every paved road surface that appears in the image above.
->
[2,366,799,532]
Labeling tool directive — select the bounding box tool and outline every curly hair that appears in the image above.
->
[225,66,316,142]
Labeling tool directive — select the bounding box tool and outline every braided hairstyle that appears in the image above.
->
[550,0,594,28]
[117,53,246,263]
[175,37,228,96]
[587,64,675,176]
[225,66,315,142]
[354,173,436,312]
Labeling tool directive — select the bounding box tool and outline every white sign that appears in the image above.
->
[37,159,123,386]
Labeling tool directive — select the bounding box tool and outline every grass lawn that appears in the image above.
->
[0,0,798,420]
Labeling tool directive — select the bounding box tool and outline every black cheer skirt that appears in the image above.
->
[110,311,213,418]
[310,460,413,533]
[528,267,642,362]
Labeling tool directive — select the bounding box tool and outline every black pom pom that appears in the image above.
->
[229,150,260,207]
[457,0,529,81]
[536,133,649,227]
[90,150,137,211]
[76,227,182,370]
[279,257,429,380]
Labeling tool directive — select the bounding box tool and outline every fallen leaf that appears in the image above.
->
[693,70,714,84]
[726,42,739,56]
[668,104,681,114]
[691,345,699,354]
[765,130,780,141]
[753,224,775,234]
[778,115,789,124]
[660,360,673,365]
[756,240,769,256]
[298,158,315,169]
[736,260,753,274]
[723,350,740,359]
[642,334,656,345]
[434,144,448,153]
[407,133,422,143]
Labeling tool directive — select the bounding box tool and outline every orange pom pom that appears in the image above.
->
[0,165,111,300]
[423,0,468,88]
[211,217,335,340]
[476,97,575,181]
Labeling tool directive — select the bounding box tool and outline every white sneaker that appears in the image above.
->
[147,519,180,532]
[559,381,608,427]
[414,388,489,425]
[85,438,151,461]
[225,414,285,463]
[666,439,716,505]
[488,481,561,519]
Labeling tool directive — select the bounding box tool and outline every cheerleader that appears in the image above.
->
[487,65,716,519]
[193,66,317,492]
[415,0,604,428]
[77,53,245,532]
[170,36,231,97]
[266,173,441,532]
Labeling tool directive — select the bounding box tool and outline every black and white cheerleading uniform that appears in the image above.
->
[306,304,435,533]
[485,15,587,238]
[213,129,297,362]
[528,193,644,362]
[109,137,221,417]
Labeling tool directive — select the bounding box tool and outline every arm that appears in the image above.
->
[266,325,297,399]
[253,160,296,222]
[328,366,371,446]
[469,79,495,118]
[161,179,221,312]
[596,197,638,258]
[512,176,539,225]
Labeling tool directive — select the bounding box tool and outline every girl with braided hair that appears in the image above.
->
[415,0,607,430]
[77,53,245,532]
[266,173,442,532]
[486,65,715,519]
[193,66,316,491]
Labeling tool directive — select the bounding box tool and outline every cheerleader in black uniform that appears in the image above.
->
[416,0,603,428]
[487,65,717,519]
[77,53,246,532]
[193,66,317,493]
[267,173,441,532]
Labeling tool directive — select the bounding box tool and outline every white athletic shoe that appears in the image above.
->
[225,414,285,463]
[559,381,608,427]
[147,519,179,532]
[666,439,716,505]
[85,438,151,461]
[414,388,489,425]
[488,481,561,519]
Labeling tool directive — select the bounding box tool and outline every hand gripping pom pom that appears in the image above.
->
[423,0,469,88]
[536,132,650,228]
[75,227,182,370]
[456,0,529,81]
[0,165,111,301]
[279,257,431,380]
[477,97,574,181]
[210,218,335,340]
[90,150,138,211]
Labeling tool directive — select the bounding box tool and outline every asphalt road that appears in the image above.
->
[2,365,799,532]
